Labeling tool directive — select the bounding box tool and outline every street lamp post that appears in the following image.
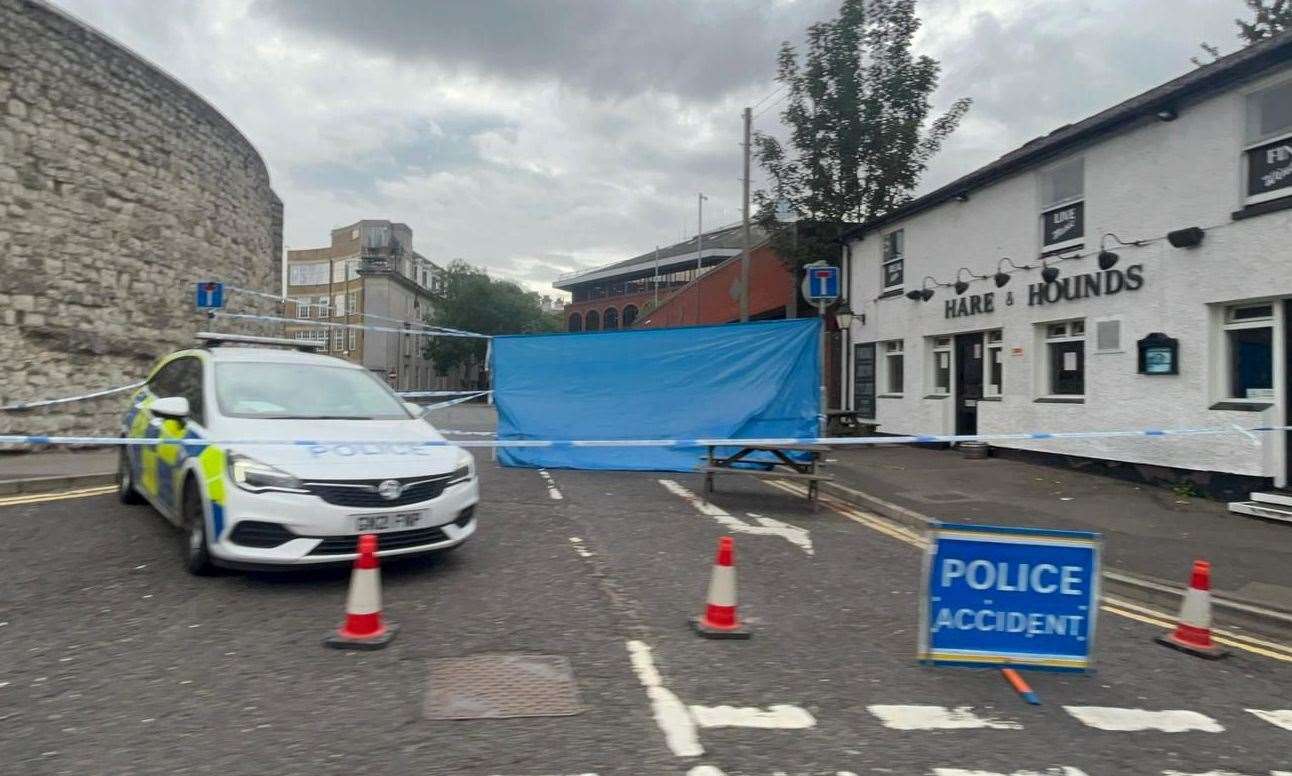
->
[696,192,707,324]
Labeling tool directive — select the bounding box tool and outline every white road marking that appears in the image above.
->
[567,537,593,558]
[1246,708,1292,730]
[537,469,563,500]
[658,479,813,554]
[687,768,725,776]
[625,640,702,758]
[867,705,1022,730]
[932,769,1089,776]
[1062,706,1223,733]
[688,703,816,729]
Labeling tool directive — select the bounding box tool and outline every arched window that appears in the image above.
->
[568,312,582,332]
[603,307,619,330]
[622,305,639,327]
[585,310,600,331]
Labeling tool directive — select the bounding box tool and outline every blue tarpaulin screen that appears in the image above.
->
[491,318,821,471]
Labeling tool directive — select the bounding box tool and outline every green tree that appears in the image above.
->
[422,260,558,376]
[754,0,970,265]
[1237,0,1291,42]
[1195,0,1290,64]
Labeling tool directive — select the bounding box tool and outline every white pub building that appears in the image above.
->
[839,30,1292,517]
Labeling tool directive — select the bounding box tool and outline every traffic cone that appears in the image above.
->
[325,533,398,650]
[691,536,750,639]
[1156,560,1227,659]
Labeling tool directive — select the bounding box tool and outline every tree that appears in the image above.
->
[754,0,970,263]
[1238,0,1292,42]
[422,260,558,377]
[1195,0,1290,65]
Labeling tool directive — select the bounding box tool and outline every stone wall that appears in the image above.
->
[0,0,283,443]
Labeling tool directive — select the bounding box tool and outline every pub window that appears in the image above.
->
[881,230,904,292]
[931,336,952,395]
[1244,79,1292,205]
[986,329,1004,397]
[881,340,904,395]
[1223,304,1275,400]
[1039,158,1084,250]
[1044,319,1086,397]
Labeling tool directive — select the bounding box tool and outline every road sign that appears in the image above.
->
[919,522,1101,672]
[194,281,225,310]
[801,264,839,302]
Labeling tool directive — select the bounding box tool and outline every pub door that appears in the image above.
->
[954,333,984,436]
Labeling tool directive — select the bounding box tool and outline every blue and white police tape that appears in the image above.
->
[2,424,1288,452]
[211,311,491,339]
[0,381,146,412]
[406,391,491,413]
[398,389,494,399]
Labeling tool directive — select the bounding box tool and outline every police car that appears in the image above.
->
[117,333,479,574]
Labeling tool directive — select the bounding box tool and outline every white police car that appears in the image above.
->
[117,333,479,574]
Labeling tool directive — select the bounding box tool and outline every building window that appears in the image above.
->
[332,327,344,351]
[288,262,329,286]
[1044,319,1085,396]
[1039,158,1084,250]
[604,307,619,330]
[881,340,904,395]
[568,312,583,332]
[881,230,904,292]
[622,305,639,327]
[931,336,952,395]
[1223,304,1275,399]
[347,291,359,315]
[986,329,1004,396]
[585,310,600,331]
[348,328,357,352]
[1245,79,1292,205]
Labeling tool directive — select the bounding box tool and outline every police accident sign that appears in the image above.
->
[919,522,1101,672]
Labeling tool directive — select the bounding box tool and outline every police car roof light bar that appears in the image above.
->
[196,332,325,353]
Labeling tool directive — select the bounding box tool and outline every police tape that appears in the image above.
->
[0,381,146,412]
[1,424,1288,451]
[399,390,494,398]
[223,288,486,338]
[416,391,491,411]
[211,311,492,339]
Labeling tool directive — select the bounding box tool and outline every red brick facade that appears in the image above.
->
[632,244,794,328]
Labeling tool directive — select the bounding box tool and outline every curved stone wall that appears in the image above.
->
[0,0,283,441]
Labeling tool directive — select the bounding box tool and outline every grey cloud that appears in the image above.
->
[249,0,836,101]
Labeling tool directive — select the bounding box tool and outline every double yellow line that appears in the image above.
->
[0,484,117,507]
[766,479,1292,663]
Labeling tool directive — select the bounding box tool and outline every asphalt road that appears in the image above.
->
[1,419,1290,775]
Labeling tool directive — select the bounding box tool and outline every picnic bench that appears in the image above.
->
[701,443,834,509]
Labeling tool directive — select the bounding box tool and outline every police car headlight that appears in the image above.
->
[228,453,306,493]
[447,450,475,485]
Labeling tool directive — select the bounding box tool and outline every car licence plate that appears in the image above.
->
[352,511,424,533]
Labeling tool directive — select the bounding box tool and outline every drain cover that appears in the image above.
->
[421,654,583,720]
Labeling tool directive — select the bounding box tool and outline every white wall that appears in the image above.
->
[844,66,1292,482]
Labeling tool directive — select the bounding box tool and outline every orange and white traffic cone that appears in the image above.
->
[1156,559,1226,659]
[325,533,398,650]
[691,536,750,639]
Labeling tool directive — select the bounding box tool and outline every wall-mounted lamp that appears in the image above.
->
[1167,226,1205,248]
[906,276,937,302]
[994,257,1026,288]
[1041,259,1060,284]
[1098,232,1146,270]
[835,301,855,329]
[953,267,988,295]
[1155,106,1178,122]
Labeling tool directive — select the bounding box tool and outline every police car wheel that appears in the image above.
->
[117,447,144,505]
[180,479,215,576]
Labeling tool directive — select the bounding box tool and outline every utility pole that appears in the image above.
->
[696,192,707,324]
[740,106,752,323]
[653,246,661,308]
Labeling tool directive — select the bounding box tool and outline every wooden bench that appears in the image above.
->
[702,443,834,509]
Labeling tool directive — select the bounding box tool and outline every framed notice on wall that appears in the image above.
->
[1137,332,1178,375]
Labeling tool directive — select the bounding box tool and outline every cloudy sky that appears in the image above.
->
[54,0,1247,297]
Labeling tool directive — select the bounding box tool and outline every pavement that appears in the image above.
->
[1,404,1290,775]
[821,445,1292,615]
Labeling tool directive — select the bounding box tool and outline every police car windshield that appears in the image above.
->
[214,362,411,420]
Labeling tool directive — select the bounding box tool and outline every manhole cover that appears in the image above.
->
[422,654,583,720]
